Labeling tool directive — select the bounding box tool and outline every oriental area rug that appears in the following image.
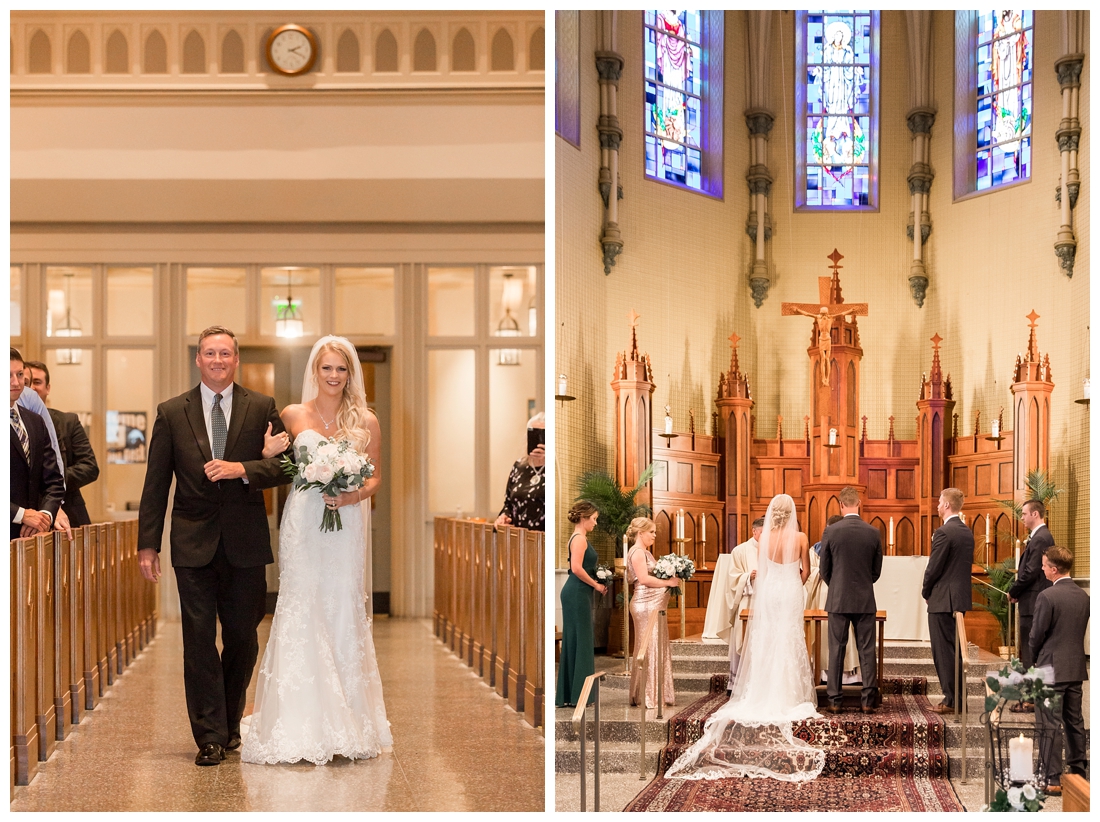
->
[624,675,965,812]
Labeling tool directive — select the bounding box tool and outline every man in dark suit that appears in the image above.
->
[10,348,65,541]
[819,486,883,714]
[921,487,974,713]
[1009,499,1054,672]
[1030,546,1089,793]
[25,360,99,528]
[138,326,291,767]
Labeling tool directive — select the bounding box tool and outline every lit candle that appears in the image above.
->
[888,516,894,545]
[623,533,629,555]
[665,414,674,435]
[829,428,837,446]
[677,509,685,540]
[1084,378,1091,400]
[991,418,1000,438]
[557,374,567,396]
[700,515,707,544]
[1009,734,1033,782]
[985,514,990,546]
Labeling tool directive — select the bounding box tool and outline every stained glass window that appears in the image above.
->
[644,10,703,191]
[795,10,879,210]
[976,10,1032,190]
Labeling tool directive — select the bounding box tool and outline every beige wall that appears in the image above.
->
[556,10,1088,572]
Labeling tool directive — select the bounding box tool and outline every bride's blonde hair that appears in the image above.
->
[313,341,372,450]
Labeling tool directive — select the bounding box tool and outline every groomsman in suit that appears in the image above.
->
[1029,546,1089,793]
[1008,499,1053,672]
[25,360,100,527]
[819,487,883,714]
[138,326,291,766]
[10,348,65,540]
[922,487,974,713]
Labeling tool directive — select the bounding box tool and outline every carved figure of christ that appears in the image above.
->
[782,302,867,387]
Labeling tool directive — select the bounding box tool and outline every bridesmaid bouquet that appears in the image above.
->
[595,563,614,584]
[652,553,696,581]
[281,438,374,532]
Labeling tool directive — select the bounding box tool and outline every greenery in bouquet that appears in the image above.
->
[984,657,1061,714]
[281,437,374,532]
[652,553,695,582]
[984,783,1046,812]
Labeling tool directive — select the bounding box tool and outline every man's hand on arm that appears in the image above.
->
[203,460,246,482]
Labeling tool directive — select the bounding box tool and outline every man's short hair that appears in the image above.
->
[826,514,843,527]
[1022,499,1046,520]
[10,347,23,365]
[197,326,239,354]
[24,360,49,387]
[752,517,765,530]
[838,487,860,508]
[1045,545,1072,574]
[940,487,964,513]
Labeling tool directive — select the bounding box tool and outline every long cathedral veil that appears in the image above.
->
[666,494,824,782]
[300,335,374,611]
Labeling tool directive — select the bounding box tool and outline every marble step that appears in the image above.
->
[556,714,676,745]
[603,670,716,694]
[556,742,661,775]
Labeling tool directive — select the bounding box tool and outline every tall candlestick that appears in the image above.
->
[1009,734,1033,782]
[985,514,990,546]
[623,533,628,556]
[828,427,838,446]
[557,374,567,396]
[676,509,685,541]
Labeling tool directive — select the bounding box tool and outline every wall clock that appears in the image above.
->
[266,24,318,76]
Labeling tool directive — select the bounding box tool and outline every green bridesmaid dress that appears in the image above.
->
[556,535,599,707]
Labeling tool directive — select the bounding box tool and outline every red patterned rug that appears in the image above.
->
[624,675,965,812]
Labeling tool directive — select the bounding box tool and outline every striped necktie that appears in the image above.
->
[11,406,30,461]
[211,393,227,460]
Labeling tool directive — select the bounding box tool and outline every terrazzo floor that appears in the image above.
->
[11,616,545,812]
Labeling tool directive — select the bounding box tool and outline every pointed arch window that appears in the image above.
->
[795,10,880,210]
[643,10,723,197]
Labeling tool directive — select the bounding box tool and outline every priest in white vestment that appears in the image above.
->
[725,519,764,686]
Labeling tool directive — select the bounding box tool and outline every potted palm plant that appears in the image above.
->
[575,464,654,651]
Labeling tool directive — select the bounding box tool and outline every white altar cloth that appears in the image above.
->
[874,555,931,641]
[701,554,737,639]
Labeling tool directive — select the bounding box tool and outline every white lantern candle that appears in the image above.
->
[665,414,674,435]
[991,418,1000,438]
[1084,378,1091,400]
[829,428,838,446]
[557,374,567,396]
[1009,734,1033,782]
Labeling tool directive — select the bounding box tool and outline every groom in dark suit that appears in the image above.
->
[1009,499,1054,672]
[922,487,975,713]
[138,327,291,766]
[819,486,883,714]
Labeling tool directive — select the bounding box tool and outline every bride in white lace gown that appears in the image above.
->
[666,494,824,782]
[241,336,392,765]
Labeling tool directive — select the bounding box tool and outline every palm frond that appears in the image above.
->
[994,469,1063,523]
[576,463,656,555]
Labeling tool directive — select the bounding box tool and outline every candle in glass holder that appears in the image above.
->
[1009,734,1033,782]
[828,428,837,446]
[992,418,1000,438]
[557,374,568,396]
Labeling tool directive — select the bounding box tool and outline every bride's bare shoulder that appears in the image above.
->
[280,404,311,435]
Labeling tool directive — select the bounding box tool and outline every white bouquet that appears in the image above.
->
[595,563,615,584]
[652,553,695,581]
[281,437,374,532]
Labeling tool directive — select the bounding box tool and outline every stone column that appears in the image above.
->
[596,11,623,274]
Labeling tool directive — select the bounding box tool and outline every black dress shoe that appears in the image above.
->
[823,705,843,715]
[195,742,225,766]
[861,706,877,715]
[225,733,242,751]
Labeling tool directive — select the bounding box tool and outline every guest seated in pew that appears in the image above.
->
[25,360,100,530]
[494,412,545,532]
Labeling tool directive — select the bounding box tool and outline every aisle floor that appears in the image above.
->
[11,617,544,812]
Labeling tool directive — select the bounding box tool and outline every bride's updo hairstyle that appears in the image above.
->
[625,516,656,544]
[568,500,598,524]
[312,340,372,451]
[770,499,793,529]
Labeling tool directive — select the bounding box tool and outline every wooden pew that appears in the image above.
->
[82,524,101,707]
[34,534,58,762]
[52,532,72,740]
[12,537,39,786]
[1062,773,1089,812]
[523,528,545,727]
[67,528,86,724]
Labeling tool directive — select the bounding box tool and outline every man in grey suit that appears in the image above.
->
[819,486,883,714]
[921,487,974,714]
[1009,499,1054,672]
[1030,546,1089,793]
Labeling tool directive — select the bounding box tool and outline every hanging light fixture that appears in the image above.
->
[55,272,84,365]
[274,269,304,338]
[495,271,521,366]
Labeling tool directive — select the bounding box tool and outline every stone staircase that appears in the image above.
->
[556,639,996,779]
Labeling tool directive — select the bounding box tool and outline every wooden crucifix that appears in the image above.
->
[781,249,869,387]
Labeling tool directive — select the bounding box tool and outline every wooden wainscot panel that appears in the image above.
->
[506,530,525,713]
[12,538,39,786]
[493,528,510,697]
[867,469,887,499]
[784,468,803,499]
[952,466,969,495]
[999,462,1013,494]
[700,464,718,497]
[53,533,72,741]
[82,526,100,708]
[755,467,774,499]
[896,469,915,499]
[97,525,112,690]
[975,463,992,497]
[652,459,669,492]
[675,461,693,494]
[470,525,488,678]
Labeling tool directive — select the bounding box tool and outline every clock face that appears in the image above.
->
[268,26,316,75]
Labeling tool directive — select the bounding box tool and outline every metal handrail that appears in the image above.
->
[572,671,607,812]
[954,611,971,784]
[971,574,1017,656]
[633,607,667,780]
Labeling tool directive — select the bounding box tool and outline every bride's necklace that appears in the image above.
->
[317,409,337,430]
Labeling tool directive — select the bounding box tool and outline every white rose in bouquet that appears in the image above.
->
[303,462,320,482]
[315,462,335,484]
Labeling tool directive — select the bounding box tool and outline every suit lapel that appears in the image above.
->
[185,386,214,463]
[223,383,248,458]
[11,420,31,467]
